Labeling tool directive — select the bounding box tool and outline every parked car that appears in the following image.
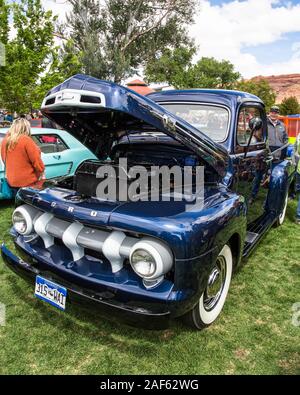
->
[1,75,295,329]
[0,127,97,199]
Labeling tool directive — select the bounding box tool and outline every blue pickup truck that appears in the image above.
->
[1,74,295,330]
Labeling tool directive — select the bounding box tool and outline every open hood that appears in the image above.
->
[41,74,229,176]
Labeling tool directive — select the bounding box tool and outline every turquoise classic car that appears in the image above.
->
[0,127,97,199]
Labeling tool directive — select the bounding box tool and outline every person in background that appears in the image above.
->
[41,115,57,129]
[267,106,288,161]
[4,112,13,123]
[294,134,300,224]
[0,118,45,196]
[40,134,57,143]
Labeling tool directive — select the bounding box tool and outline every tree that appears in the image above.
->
[145,46,196,88]
[279,96,300,115]
[0,0,9,44]
[64,0,197,83]
[186,57,241,89]
[236,79,276,112]
[32,39,82,109]
[145,51,241,89]
[0,0,58,113]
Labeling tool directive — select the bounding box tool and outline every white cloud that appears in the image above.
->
[42,0,72,20]
[9,25,17,40]
[8,1,71,42]
[190,0,300,78]
[42,1,72,45]
[291,41,300,59]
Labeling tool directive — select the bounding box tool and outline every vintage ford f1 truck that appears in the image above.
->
[1,74,295,329]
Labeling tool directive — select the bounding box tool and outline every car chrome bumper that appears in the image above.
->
[1,243,171,329]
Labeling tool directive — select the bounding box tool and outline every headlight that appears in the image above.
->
[12,205,40,235]
[129,238,173,283]
[131,249,157,278]
[12,211,28,234]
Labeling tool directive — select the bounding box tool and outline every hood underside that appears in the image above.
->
[41,74,229,176]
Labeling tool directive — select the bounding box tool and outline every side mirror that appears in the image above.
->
[249,117,263,132]
[243,117,263,159]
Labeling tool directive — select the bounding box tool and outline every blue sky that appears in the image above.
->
[189,0,300,77]
[241,31,300,65]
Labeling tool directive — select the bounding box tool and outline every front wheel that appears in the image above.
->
[184,244,233,330]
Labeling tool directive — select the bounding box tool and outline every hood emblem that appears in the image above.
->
[59,92,75,101]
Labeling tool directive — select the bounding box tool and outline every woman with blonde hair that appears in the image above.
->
[1,118,45,194]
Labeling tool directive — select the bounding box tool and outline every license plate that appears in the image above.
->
[35,276,67,311]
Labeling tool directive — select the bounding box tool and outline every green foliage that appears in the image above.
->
[65,0,197,83]
[236,79,276,112]
[0,0,10,44]
[279,96,300,115]
[186,57,241,89]
[145,46,196,88]
[145,51,241,89]
[0,0,80,113]
[0,0,58,113]
[32,40,82,109]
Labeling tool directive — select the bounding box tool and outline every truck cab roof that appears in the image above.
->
[147,89,264,106]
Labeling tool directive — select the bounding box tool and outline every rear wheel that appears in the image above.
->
[184,244,233,330]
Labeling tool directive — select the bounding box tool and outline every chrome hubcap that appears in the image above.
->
[204,256,226,311]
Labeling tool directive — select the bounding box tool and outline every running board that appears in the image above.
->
[243,213,276,258]
[245,231,259,244]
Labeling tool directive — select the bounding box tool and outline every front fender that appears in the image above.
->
[266,160,295,214]
[172,193,246,310]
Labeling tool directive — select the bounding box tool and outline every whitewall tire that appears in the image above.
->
[275,194,288,227]
[184,244,233,330]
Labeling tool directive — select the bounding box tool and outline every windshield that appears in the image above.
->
[161,103,230,142]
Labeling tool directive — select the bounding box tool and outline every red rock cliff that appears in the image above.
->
[251,74,300,104]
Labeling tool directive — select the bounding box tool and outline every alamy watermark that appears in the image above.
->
[93,158,205,211]
[0,42,5,67]
[0,303,6,326]
[292,302,300,327]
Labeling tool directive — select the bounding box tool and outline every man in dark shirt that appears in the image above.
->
[267,105,288,161]
[42,116,59,129]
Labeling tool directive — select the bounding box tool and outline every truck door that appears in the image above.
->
[232,104,271,225]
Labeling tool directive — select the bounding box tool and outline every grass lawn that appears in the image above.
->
[0,200,299,375]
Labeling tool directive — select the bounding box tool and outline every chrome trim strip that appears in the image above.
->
[34,212,54,248]
[41,89,106,109]
[102,231,126,273]
[62,222,85,261]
